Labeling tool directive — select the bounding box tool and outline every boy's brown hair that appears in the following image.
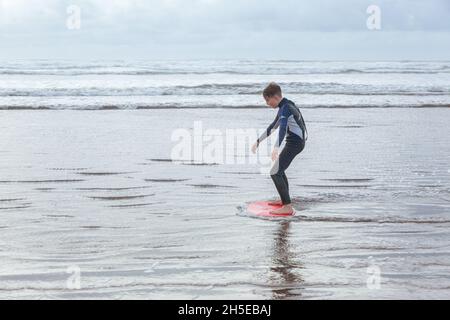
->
[263,82,282,98]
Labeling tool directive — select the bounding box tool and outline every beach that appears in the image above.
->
[1,0,450,302]
[1,103,450,299]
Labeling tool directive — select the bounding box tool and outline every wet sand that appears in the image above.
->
[0,107,450,299]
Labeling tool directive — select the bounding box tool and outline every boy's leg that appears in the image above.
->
[282,172,289,193]
[270,171,290,205]
[270,145,299,205]
[269,172,289,205]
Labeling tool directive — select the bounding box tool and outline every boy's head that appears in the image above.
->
[263,82,283,108]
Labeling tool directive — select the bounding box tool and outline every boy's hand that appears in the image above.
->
[251,142,258,154]
[271,148,279,161]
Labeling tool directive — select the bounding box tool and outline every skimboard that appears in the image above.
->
[247,201,296,218]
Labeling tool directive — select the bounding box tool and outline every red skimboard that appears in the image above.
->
[247,201,295,218]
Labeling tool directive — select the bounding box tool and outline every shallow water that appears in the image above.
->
[1,107,449,299]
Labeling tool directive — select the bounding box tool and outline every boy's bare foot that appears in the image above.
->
[268,200,283,206]
[270,204,294,215]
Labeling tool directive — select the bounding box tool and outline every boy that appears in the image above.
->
[251,82,308,215]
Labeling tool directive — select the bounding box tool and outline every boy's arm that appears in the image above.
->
[274,107,289,149]
[256,115,280,146]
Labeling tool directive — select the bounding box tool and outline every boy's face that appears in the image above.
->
[264,95,282,108]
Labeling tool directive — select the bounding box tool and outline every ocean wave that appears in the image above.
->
[1,82,448,97]
[1,103,449,110]
[1,69,449,76]
[1,60,450,75]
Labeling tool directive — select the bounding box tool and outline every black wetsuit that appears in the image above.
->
[257,97,308,205]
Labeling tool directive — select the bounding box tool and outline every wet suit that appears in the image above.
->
[256,97,308,205]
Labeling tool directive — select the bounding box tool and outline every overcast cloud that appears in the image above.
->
[0,0,449,59]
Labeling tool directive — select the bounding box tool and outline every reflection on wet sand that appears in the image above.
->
[1,107,449,299]
[269,221,304,300]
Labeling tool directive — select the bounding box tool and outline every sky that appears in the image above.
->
[0,0,449,60]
